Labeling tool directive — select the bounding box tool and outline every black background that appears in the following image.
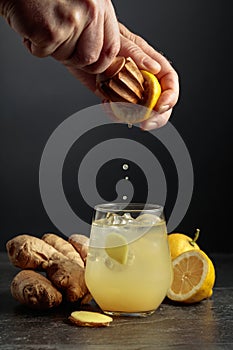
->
[0,1,232,253]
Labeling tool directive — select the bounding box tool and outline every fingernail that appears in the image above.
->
[158,105,170,113]
[142,121,158,131]
[142,58,160,73]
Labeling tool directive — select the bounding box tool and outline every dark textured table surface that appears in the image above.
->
[1,252,233,350]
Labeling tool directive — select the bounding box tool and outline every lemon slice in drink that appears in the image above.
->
[105,233,128,265]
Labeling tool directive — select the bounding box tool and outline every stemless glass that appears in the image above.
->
[85,203,173,317]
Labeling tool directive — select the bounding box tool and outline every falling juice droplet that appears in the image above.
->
[125,176,129,180]
[123,195,128,200]
[122,164,129,171]
[128,124,133,129]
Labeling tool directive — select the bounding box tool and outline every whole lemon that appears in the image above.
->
[168,229,200,260]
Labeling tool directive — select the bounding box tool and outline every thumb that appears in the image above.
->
[119,35,161,74]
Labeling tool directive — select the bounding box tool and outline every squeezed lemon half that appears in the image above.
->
[140,70,161,118]
[110,70,161,123]
[105,233,128,265]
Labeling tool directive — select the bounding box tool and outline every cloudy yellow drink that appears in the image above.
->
[85,212,172,316]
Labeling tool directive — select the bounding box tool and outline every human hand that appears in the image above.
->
[0,0,120,73]
[69,23,179,130]
[0,0,179,130]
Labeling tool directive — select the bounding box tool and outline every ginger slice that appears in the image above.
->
[69,311,113,327]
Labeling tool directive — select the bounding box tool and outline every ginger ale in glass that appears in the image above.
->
[85,203,172,317]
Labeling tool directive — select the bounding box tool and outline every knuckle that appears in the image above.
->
[34,28,56,48]
[134,34,143,44]
[85,0,98,19]
[127,44,141,56]
[80,52,99,66]
[104,41,120,59]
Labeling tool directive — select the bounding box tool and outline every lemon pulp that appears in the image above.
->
[167,250,215,303]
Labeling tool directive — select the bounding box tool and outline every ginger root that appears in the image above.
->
[42,233,84,268]
[68,234,89,263]
[6,234,66,270]
[6,233,91,309]
[11,270,62,309]
[46,259,88,302]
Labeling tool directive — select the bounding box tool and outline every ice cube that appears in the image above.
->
[135,213,161,225]
[126,249,136,266]
[87,248,100,262]
[104,250,135,270]
[104,256,124,271]
[122,212,134,222]
[105,213,128,225]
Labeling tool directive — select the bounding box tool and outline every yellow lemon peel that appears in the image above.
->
[168,229,200,260]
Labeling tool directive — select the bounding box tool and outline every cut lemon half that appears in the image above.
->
[105,233,128,265]
[110,70,161,123]
[167,250,215,304]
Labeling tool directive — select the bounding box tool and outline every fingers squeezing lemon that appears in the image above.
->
[96,57,161,124]
[110,71,161,123]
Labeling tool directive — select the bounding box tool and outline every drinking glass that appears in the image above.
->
[85,203,173,317]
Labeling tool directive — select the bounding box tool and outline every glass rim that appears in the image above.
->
[94,203,164,213]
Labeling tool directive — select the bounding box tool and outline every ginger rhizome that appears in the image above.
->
[42,233,85,268]
[11,270,63,309]
[6,233,90,309]
[68,234,89,263]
